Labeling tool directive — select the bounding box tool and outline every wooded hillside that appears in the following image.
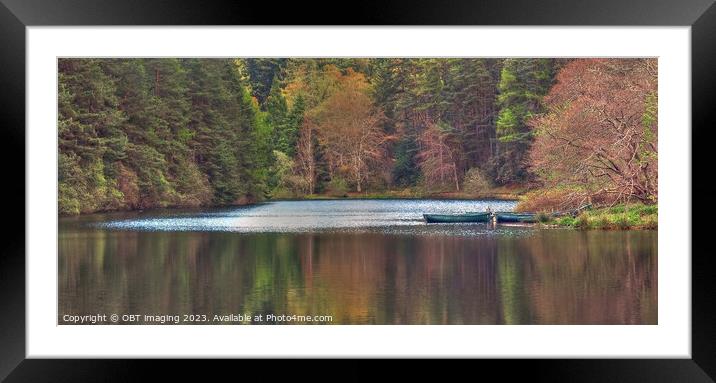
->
[58,58,657,214]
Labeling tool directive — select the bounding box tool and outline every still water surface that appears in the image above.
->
[59,199,657,324]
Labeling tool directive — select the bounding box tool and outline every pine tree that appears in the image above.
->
[489,58,554,185]
[244,58,286,107]
[58,59,127,214]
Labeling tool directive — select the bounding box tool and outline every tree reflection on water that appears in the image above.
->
[59,229,656,325]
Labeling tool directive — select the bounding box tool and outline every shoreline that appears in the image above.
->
[285,193,521,202]
[59,192,525,217]
[541,203,658,230]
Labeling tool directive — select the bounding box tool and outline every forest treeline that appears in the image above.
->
[58,58,657,215]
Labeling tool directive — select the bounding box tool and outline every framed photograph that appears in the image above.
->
[3,0,714,380]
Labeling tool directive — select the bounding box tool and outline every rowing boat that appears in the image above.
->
[423,212,491,223]
[494,212,538,223]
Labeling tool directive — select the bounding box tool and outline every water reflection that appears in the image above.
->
[59,228,657,324]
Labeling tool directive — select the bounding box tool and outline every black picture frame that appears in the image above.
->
[1,0,714,380]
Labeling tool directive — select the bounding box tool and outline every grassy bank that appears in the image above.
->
[547,204,657,230]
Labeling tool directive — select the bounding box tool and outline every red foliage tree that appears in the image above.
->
[529,58,658,206]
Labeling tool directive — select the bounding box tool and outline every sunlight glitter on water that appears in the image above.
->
[97,199,519,234]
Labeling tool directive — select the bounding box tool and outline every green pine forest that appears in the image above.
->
[59,58,658,216]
